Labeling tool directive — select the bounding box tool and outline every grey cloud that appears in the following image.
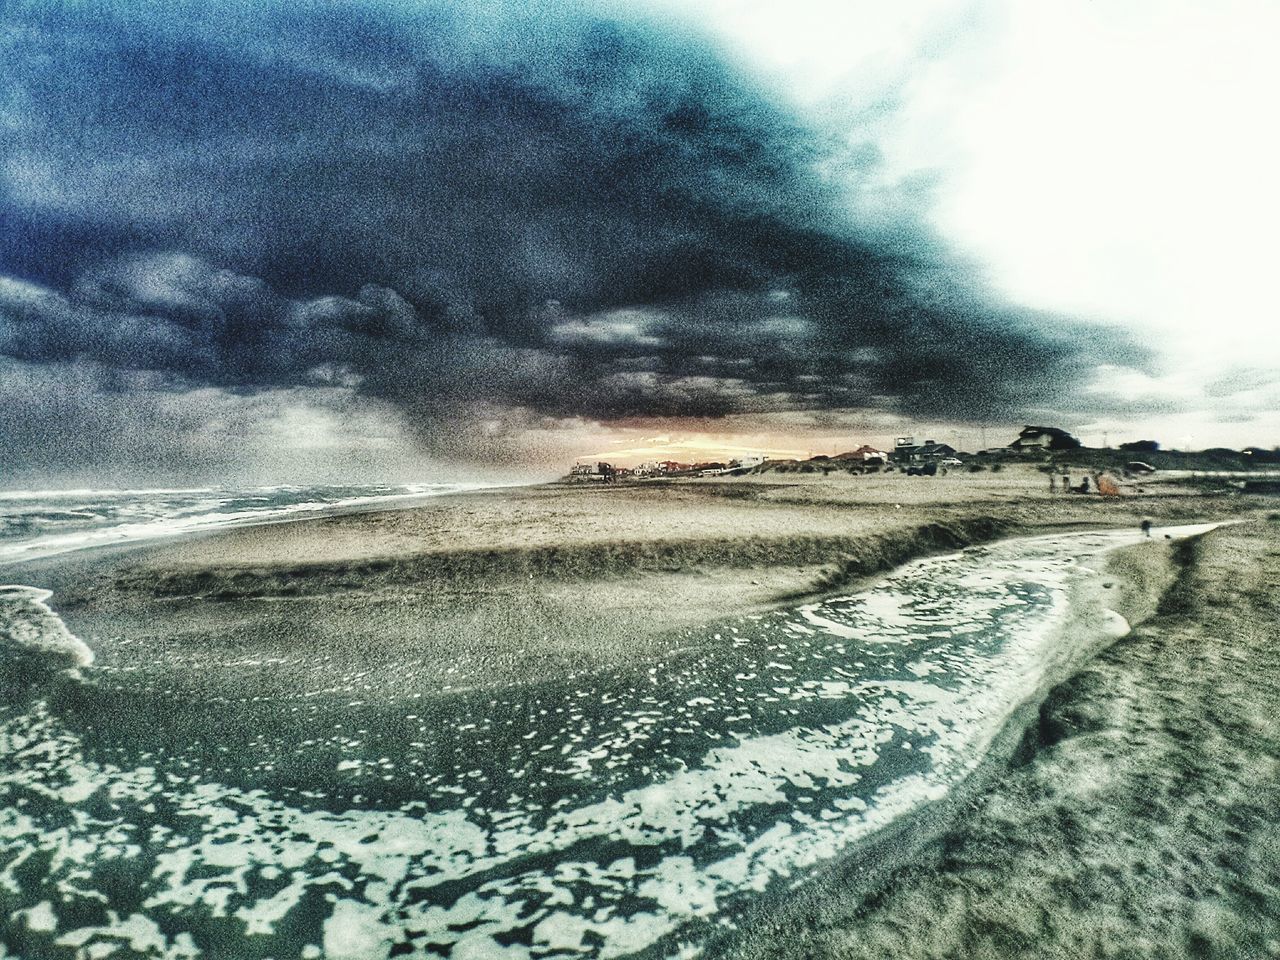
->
[0,0,1146,474]
[1204,367,1280,399]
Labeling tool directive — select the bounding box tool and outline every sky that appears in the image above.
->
[2,0,1277,485]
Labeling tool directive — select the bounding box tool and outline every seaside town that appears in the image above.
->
[567,424,1280,490]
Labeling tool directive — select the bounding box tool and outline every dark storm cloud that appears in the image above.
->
[1,0,1142,459]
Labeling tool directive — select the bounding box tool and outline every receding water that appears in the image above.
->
[0,525,1214,958]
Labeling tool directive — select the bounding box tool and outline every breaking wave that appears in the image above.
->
[0,481,520,566]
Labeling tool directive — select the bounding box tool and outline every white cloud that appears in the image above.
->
[548,308,666,347]
[673,0,1280,446]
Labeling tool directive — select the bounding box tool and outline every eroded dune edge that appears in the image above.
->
[731,520,1280,960]
[106,516,1014,601]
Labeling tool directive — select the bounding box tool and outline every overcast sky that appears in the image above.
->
[2,0,1276,485]
[688,0,1280,452]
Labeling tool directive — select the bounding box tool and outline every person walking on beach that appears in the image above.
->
[1061,473,1070,492]
[1049,475,1057,493]
[1141,518,1152,538]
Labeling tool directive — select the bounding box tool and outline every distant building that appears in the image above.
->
[730,455,766,470]
[892,438,957,464]
[835,444,890,463]
[569,461,616,481]
[633,460,697,477]
[1009,425,1082,452]
[691,461,728,476]
[917,441,957,461]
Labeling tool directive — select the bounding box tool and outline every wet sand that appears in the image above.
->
[729,519,1280,960]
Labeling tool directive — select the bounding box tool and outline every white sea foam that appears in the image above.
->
[0,522,1219,957]
[0,481,522,565]
[0,585,94,671]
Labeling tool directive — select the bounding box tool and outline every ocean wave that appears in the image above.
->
[0,481,523,566]
[0,487,217,501]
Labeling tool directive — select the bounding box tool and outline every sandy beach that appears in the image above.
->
[3,467,1277,958]
[36,467,1230,698]
[730,519,1280,960]
[9,1,1280,956]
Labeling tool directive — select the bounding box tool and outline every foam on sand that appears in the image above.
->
[0,585,93,673]
[734,519,1279,960]
[0,523,1219,958]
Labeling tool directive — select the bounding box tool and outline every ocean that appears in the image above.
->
[0,482,510,566]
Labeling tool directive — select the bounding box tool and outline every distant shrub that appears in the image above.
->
[991,463,1003,472]
[968,463,986,473]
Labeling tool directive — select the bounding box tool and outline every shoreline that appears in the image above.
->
[0,480,535,571]
[3,470,1275,958]
[725,519,1280,959]
[8,468,1246,587]
[9,474,1262,749]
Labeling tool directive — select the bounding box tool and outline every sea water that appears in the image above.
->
[0,482,510,566]
[0,524,1216,958]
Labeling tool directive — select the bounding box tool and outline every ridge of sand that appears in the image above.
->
[732,519,1280,960]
